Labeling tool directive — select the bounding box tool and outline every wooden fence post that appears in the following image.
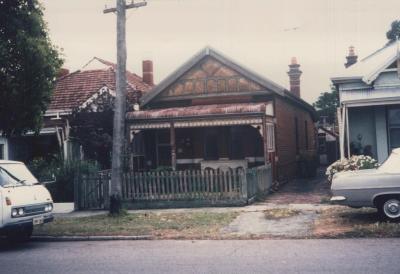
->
[73,172,79,210]
[240,169,248,201]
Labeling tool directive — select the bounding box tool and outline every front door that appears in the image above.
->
[156,130,171,168]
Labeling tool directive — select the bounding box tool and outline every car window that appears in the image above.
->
[0,164,38,185]
[0,168,22,187]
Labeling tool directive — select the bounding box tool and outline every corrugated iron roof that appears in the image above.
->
[127,103,267,120]
[332,41,399,84]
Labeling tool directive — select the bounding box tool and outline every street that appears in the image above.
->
[0,239,399,274]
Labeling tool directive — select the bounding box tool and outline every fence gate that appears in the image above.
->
[74,170,110,210]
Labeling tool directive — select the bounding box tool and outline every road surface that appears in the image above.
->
[0,239,399,273]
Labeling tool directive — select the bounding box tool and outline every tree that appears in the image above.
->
[313,87,339,125]
[386,20,400,42]
[0,0,63,136]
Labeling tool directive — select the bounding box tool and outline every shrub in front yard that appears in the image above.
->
[28,158,99,202]
[326,155,379,182]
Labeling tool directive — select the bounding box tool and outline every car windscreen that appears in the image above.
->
[0,164,38,186]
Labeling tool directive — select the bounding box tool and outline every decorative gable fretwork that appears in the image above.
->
[78,86,116,113]
[160,57,264,98]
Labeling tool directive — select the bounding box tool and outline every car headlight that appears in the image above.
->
[45,204,53,212]
[18,208,24,216]
[11,208,18,217]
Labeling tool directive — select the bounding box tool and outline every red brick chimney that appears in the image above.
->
[57,68,70,79]
[345,46,358,68]
[142,60,154,86]
[287,57,302,98]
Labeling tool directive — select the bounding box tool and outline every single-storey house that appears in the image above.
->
[332,44,400,163]
[3,57,152,168]
[126,47,317,181]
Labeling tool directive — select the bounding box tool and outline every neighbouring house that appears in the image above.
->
[126,47,317,181]
[317,126,339,165]
[5,57,153,168]
[332,44,400,163]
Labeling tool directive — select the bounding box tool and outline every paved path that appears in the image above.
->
[264,167,331,204]
[55,203,334,218]
[0,239,398,273]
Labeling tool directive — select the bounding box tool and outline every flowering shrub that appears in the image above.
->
[326,155,379,181]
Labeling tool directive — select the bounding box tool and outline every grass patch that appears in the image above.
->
[33,212,238,239]
[313,207,400,238]
[264,208,301,220]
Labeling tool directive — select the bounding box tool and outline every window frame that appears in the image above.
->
[387,106,400,151]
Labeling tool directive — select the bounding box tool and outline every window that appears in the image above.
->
[266,123,275,152]
[388,108,400,150]
[0,144,4,160]
[295,117,299,154]
[304,120,309,150]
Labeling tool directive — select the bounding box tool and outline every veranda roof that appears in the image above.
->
[126,103,274,129]
[127,103,270,120]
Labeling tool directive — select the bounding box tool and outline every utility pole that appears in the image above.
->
[104,0,147,214]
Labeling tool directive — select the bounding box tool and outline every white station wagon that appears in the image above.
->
[331,148,400,221]
[0,160,54,241]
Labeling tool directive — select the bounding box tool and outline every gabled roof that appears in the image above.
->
[48,57,152,111]
[332,41,399,85]
[140,47,315,116]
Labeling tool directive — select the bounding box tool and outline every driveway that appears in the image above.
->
[262,167,331,204]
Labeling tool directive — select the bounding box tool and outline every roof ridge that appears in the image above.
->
[360,41,396,62]
[93,57,116,68]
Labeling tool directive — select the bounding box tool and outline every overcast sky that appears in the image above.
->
[42,0,400,104]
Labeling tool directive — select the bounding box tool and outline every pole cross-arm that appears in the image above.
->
[104,1,147,14]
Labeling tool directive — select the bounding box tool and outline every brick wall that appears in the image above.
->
[274,97,316,181]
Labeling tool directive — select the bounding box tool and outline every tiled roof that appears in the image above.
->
[48,58,152,111]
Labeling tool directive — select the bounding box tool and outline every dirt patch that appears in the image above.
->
[222,209,318,238]
[313,207,400,238]
[264,208,301,220]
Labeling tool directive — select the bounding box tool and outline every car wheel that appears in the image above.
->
[378,198,400,221]
[7,225,33,243]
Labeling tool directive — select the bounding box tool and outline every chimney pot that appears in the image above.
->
[345,46,358,68]
[142,60,154,86]
[287,57,302,98]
